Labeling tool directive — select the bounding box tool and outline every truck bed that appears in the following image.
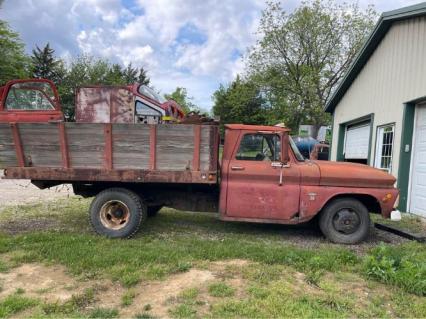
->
[0,123,219,184]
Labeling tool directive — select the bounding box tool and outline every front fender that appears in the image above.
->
[300,186,399,219]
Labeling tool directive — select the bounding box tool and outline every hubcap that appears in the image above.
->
[332,208,360,235]
[99,200,130,230]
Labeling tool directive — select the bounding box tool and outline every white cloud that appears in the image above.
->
[0,0,419,109]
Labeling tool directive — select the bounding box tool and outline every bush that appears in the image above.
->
[364,243,426,296]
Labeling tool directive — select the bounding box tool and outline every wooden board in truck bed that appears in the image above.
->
[0,123,219,184]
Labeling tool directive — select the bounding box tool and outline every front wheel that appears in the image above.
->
[319,198,370,244]
[89,188,147,238]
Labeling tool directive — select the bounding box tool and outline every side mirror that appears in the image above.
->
[281,132,290,165]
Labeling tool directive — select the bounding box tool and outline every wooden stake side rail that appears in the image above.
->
[0,123,219,184]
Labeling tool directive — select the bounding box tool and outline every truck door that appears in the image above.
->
[0,80,63,123]
[224,132,300,220]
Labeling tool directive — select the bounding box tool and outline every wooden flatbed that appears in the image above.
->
[0,122,219,185]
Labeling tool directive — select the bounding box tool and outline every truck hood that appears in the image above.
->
[313,161,396,188]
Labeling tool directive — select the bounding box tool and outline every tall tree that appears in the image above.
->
[31,43,64,84]
[247,0,376,137]
[0,20,29,84]
[105,63,125,85]
[122,63,138,84]
[164,87,196,114]
[137,66,150,86]
[213,76,268,135]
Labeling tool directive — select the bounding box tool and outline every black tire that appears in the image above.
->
[89,188,147,238]
[147,205,163,218]
[319,198,370,244]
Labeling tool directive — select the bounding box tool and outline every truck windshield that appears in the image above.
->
[138,85,167,104]
[290,137,305,161]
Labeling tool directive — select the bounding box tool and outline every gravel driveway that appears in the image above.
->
[0,170,73,207]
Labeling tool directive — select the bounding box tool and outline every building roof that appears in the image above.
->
[325,2,426,113]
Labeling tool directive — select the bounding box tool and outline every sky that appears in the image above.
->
[0,0,421,110]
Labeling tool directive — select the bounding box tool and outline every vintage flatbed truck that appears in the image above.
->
[0,79,399,244]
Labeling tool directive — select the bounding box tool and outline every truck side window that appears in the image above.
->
[236,134,280,161]
[5,82,56,111]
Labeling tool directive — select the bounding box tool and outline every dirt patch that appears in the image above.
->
[120,268,215,318]
[0,170,73,207]
[0,264,92,303]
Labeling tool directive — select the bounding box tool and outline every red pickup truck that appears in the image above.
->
[0,79,399,244]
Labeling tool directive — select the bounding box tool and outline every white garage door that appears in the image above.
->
[344,123,370,159]
[409,105,426,217]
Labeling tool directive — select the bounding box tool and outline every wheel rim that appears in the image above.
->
[332,208,361,235]
[99,200,130,230]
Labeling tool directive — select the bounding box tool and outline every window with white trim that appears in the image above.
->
[374,124,394,173]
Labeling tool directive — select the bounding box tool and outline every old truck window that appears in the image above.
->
[236,134,280,161]
[5,82,55,110]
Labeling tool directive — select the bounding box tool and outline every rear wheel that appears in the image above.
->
[319,198,370,244]
[89,188,147,238]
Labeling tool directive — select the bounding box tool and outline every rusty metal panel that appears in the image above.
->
[76,87,135,123]
[110,88,134,123]
[75,87,111,123]
[3,167,217,184]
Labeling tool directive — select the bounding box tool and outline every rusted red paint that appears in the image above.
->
[298,185,398,220]
[10,123,25,167]
[218,126,399,222]
[315,160,396,188]
[76,86,135,123]
[104,123,113,170]
[149,125,157,170]
[3,167,218,184]
[75,84,185,124]
[193,125,201,171]
[59,122,70,168]
[0,79,63,123]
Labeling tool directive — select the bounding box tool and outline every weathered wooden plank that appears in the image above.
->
[112,124,150,169]
[0,122,219,177]
[65,123,104,168]
[156,124,194,170]
[19,123,62,167]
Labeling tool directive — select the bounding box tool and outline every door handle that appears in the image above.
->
[231,166,245,171]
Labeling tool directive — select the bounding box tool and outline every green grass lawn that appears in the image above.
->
[0,197,425,318]
[371,212,426,235]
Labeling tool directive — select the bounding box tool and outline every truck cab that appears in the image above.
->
[219,124,399,244]
[0,79,63,123]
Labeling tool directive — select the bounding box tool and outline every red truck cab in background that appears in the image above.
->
[0,79,63,123]
[0,79,185,124]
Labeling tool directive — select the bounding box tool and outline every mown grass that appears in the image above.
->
[0,197,425,318]
[371,212,426,234]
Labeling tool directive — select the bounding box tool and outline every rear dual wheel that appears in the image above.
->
[89,188,147,238]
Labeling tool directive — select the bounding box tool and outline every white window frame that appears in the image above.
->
[374,124,395,173]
